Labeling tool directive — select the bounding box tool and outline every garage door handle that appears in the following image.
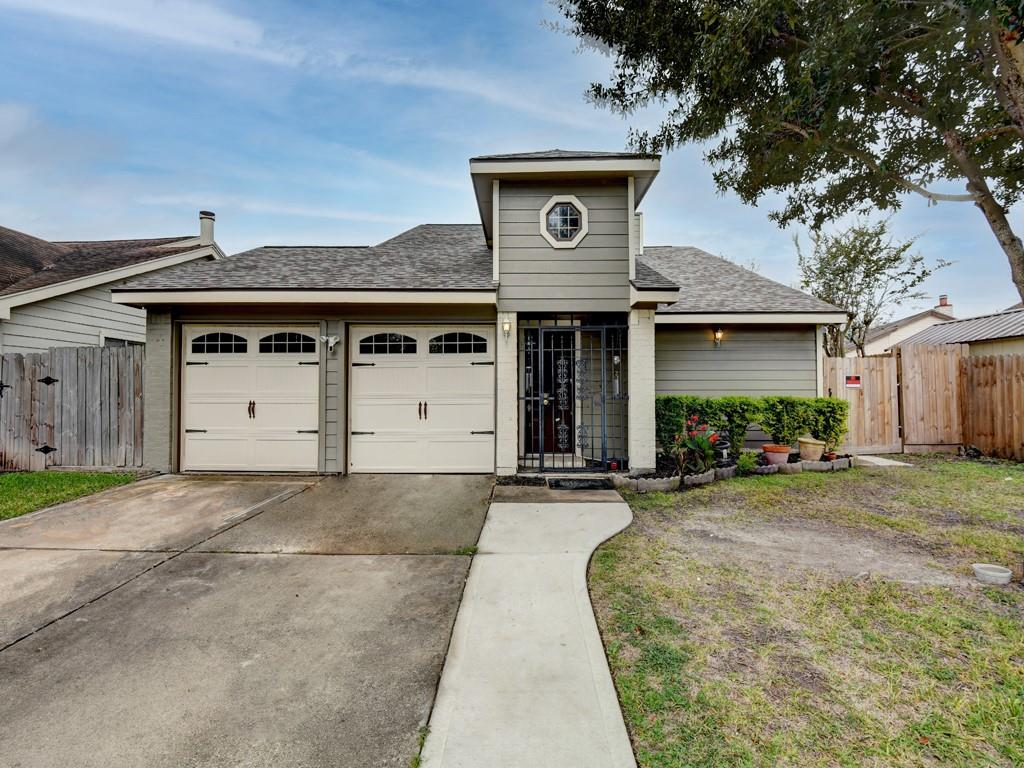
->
[418,401,423,420]
[424,402,428,419]
[471,430,494,435]
[296,429,318,434]
[248,400,255,419]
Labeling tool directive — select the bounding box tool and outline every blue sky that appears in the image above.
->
[0,0,1018,318]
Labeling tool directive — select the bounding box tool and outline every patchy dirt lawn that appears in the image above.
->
[591,455,1024,767]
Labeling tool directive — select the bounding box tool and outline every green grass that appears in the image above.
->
[452,545,478,556]
[592,455,1024,768]
[0,471,136,521]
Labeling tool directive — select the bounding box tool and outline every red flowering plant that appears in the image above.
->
[671,414,719,475]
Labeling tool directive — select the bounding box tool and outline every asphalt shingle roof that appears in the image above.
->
[899,308,1024,345]
[471,149,657,161]
[0,225,197,297]
[122,224,495,291]
[639,246,844,314]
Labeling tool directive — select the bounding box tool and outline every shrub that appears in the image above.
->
[735,451,759,476]
[709,396,762,456]
[758,396,811,446]
[655,395,703,452]
[808,398,849,452]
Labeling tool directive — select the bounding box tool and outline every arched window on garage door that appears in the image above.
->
[259,332,316,354]
[191,332,247,354]
[358,332,417,355]
[428,331,487,354]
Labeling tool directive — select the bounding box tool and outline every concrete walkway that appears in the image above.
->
[421,498,636,768]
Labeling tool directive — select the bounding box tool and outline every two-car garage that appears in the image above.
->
[180,323,496,474]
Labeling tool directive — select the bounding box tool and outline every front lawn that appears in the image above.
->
[0,471,136,521]
[592,455,1024,767]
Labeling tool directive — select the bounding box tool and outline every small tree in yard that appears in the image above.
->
[797,219,949,356]
[554,0,1024,301]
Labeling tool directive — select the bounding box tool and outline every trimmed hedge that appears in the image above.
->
[655,395,849,456]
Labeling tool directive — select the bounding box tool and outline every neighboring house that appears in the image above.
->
[849,295,955,357]
[0,212,222,354]
[112,150,845,476]
[899,306,1024,356]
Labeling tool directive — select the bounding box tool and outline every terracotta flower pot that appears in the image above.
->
[798,437,826,462]
[762,444,791,465]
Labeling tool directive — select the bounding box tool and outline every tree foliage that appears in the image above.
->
[796,219,948,355]
[556,0,1024,298]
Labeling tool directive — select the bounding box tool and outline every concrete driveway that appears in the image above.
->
[0,473,492,768]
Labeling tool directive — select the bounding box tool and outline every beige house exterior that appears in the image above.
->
[113,151,845,476]
[850,296,955,357]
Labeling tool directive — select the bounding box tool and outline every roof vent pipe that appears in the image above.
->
[199,210,215,246]
[935,294,953,315]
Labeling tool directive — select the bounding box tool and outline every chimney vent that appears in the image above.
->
[199,210,215,246]
[935,294,953,316]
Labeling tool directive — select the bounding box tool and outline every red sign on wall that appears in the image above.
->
[845,375,862,388]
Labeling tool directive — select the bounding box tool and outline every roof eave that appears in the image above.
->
[655,310,848,325]
[110,288,498,308]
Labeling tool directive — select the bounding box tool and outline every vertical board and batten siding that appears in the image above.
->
[900,343,966,450]
[655,326,818,396]
[823,355,901,454]
[960,354,1024,461]
[0,346,144,471]
[0,284,147,354]
[497,180,630,312]
[323,319,342,473]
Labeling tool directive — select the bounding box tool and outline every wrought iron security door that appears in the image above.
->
[519,318,628,471]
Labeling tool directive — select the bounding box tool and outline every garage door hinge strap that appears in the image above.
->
[470,361,494,366]
[351,362,375,367]
[185,361,208,366]
[296,429,319,434]
[471,430,495,435]
[297,361,319,366]
[185,429,207,433]
[351,431,375,435]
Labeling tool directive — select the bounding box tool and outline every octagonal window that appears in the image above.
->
[545,203,582,242]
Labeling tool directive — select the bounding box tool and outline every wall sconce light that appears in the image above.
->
[713,328,724,348]
[502,319,512,339]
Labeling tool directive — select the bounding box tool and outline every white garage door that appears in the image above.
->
[349,325,495,473]
[182,325,320,472]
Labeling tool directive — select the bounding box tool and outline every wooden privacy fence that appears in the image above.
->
[0,346,144,471]
[960,354,1024,461]
[826,345,1024,460]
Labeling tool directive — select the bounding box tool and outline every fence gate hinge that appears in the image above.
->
[0,382,9,398]
[37,376,59,386]
[35,445,57,455]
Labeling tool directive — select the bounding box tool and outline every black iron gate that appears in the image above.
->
[518,315,628,471]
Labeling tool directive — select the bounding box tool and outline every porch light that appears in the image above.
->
[502,320,512,339]
[713,328,724,347]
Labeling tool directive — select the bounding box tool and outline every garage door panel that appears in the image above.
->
[186,401,252,430]
[256,402,319,431]
[423,436,494,472]
[183,436,251,471]
[185,364,251,396]
[349,435,422,473]
[351,400,421,432]
[425,365,493,397]
[424,400,493,431]
[252,435,318,471]
[254,364,320,396]
[351,365,424,397]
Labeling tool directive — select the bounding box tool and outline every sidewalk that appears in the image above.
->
[421,497,636,768]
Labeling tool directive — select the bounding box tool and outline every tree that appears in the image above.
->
[555,0,1024,299]
[796,219,948,356]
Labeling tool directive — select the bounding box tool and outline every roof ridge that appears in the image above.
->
[933,306,1024,325]
[54,236,191,244]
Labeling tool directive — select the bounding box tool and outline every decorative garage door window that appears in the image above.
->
[359,332,417,354]
[428,332,487,354]
[191,332,247,354]
[259,332,316,354]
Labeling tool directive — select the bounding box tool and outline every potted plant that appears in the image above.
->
[797,436,826,461]
[809,398,849,462]
[758,396,808,465]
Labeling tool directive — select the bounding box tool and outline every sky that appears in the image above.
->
[0,0,1019,319]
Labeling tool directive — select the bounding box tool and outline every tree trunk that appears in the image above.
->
[943,130,1024,301]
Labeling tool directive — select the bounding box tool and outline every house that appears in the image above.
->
[849,295,955,357]
[0,212,222,354]
[899,305,1024,356]
[111,150,846,476]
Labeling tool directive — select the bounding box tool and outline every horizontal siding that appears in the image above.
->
[498,180,630,313]
[656,326,818,396]
[1,283,147,354]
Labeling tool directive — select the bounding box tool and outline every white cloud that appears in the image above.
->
[0,0,304,64]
